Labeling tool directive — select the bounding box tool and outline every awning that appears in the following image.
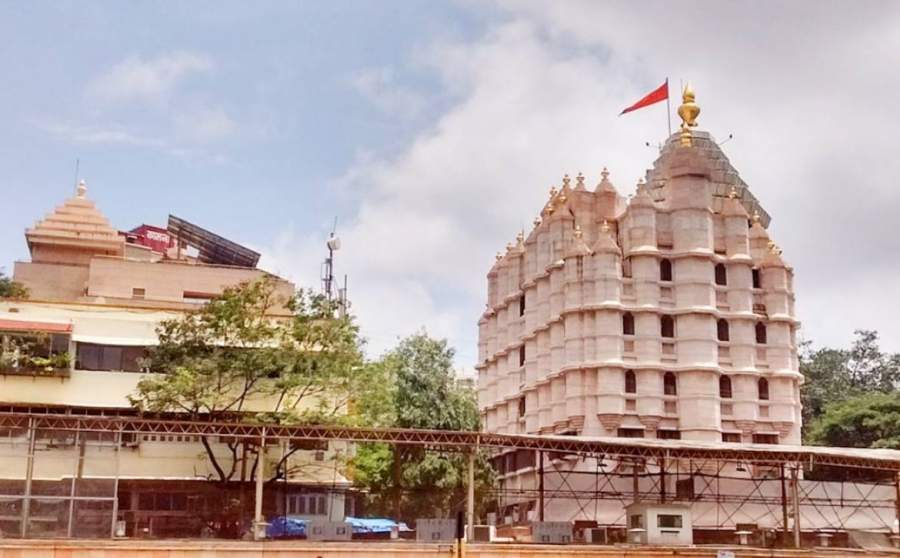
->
[71,333,158,346]
[0,319,72,334]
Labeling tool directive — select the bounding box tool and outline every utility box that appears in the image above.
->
[532,522,573,544]
[416,518,457,542]
[625,502,693,545]
[307,520,352,541]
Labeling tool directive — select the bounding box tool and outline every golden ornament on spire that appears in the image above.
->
[562,174,571,190]
[677,82,700,147]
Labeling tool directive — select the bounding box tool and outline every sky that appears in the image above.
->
[3,1,900,370]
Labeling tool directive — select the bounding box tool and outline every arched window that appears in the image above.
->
[663,372,677,396]
[625,370,636,394]
[660,259,673,282]
[717,319,730,342]
[719,376,733,399]
[661,315,675,338]
[715,263,727,286]
[755,322,767,344]
[623,312,635,335]
[758,378,769,400]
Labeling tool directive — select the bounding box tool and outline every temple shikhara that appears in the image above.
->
[477,88,807,525]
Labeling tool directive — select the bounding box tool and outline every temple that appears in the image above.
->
[477,88,803,524]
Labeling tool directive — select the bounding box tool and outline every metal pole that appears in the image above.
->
[110,430,122,538]
[791,466,801,548]
[632,460,640,503]
[20,417,36,538]
[466,449,475,541]
[659,456,666,504]
[895,472,900,536]
[67,430,83,537]
[253,428,266,540]
[780,464,790,547]
[665,77,672,138]
[538,451,545,522]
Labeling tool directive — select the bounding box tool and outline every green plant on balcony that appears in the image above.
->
[0,332,71,375]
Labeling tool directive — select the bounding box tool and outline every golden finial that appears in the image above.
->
[573,225,583,239]
[575,172,585,190]
[557,190,568,205]
[728,186,738,199]
[677,82,700,147]
[76,179,87,198]
[562,174,571,190]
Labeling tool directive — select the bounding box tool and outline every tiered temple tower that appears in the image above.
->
[477,88,801,450]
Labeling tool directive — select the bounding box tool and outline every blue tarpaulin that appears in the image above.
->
[266,516,409,539]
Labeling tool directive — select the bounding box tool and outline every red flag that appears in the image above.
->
[619,80,669,115]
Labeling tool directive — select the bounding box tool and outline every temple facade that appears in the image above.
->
[477,93,803,524]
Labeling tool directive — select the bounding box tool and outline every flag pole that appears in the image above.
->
[665,77,672,139]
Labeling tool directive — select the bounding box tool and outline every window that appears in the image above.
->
[658,514,683,529]
[660,259,673,281]
[629,514,643,529]
[519,345,526,367]
[660,315,675,338]
[519,294,526,317]
[132,287,146,299]
[752,433,778,445]
[722,432,742,443]
[714,263,727,286]
[752,268,761,289]
[517,397,526,418]
[717,319,730,342]
[755,322,767,344]
[676,477,695,499]
[76,343,148,372]
[758,378,769,400]
[657,429,680,440]
[287,493,327,516]
[623,312,635,335]
[625,370,636,394]
[663,372,677,396]
[719,376,733,399]
[617,428,644,439]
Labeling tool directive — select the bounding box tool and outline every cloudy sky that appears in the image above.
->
[3,1,900,367]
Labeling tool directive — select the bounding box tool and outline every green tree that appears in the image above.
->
[800,330,900,440]
[129,276,368,482]
[0,270,28,299]
[807,391,900,449]
[351,332,493,522]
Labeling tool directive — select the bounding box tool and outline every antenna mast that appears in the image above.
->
[321,218,349,316]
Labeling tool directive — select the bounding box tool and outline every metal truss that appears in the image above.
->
[1,411,900,472]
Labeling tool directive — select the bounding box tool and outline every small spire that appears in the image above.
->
[495,252,503,261]
[728,186,738,199]
[752,210,762,225]
[575,172,585,190]
[533,216,542,227]
[601,167,610,182]
[516,231,525,245]
[549,185,558,199]
[562,174,571,190]
[76,179,87,198]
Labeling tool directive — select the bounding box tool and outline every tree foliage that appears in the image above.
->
[351,332,493,522]
[807,391,900,449]
[801,330,900,443]
[129,276,368,482]
[0,270,28,299]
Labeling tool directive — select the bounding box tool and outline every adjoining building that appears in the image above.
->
[0,181,354,538]
[477,90,812,528]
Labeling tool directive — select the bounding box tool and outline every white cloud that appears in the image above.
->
[39,121,165,148]
[173,105,237,143]
[86,51,213,104]
[350,67,428,119]
[262,1,900,363]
